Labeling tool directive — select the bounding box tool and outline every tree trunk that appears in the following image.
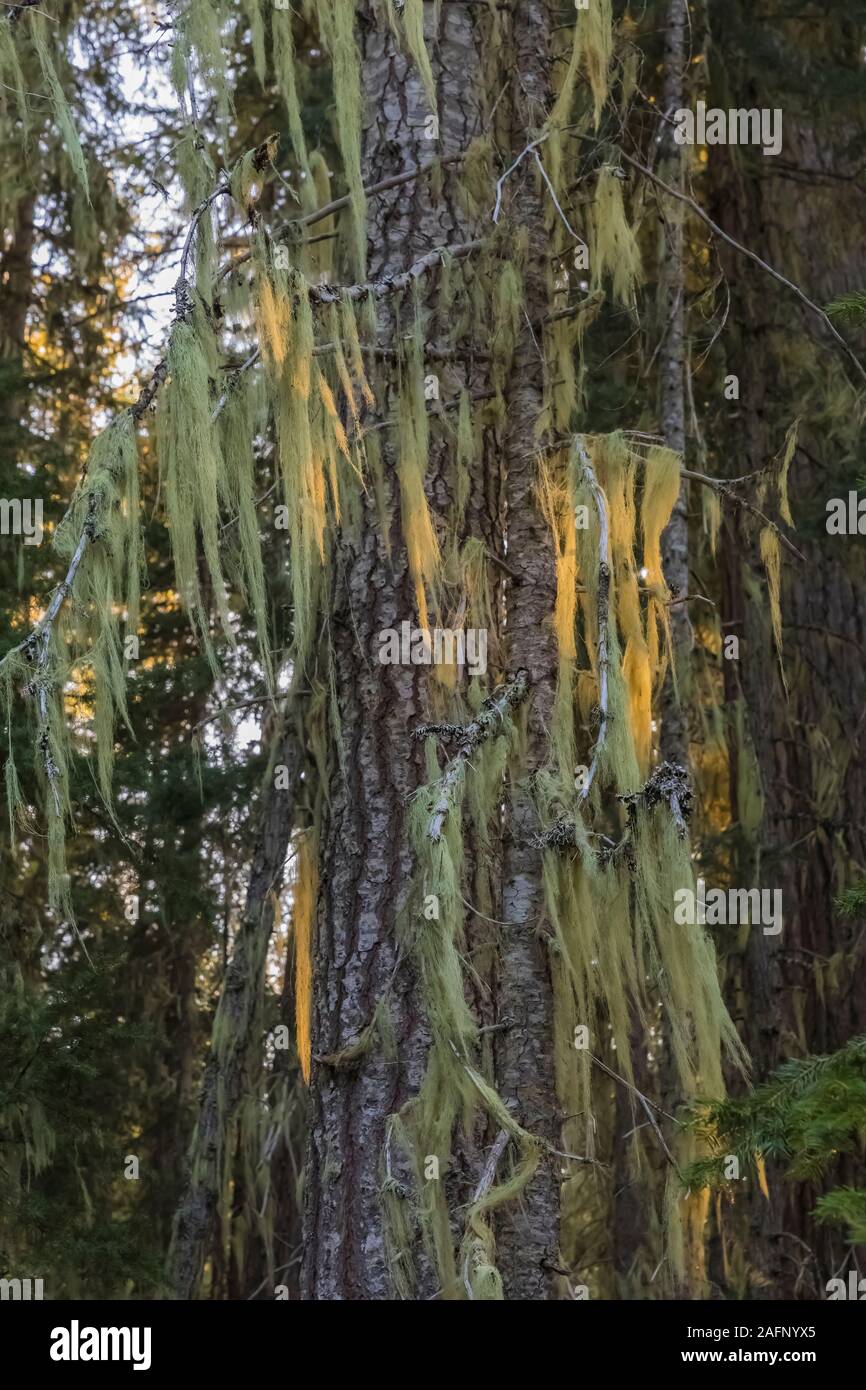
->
[300,1,504,1301]
[658,0,689,768]
[493,0,561,1301]
[712,16,866,1295]
[0,193,35,361]
[169,709,302,1298]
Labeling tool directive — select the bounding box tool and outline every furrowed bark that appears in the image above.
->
[658,0,690,769]
[493,0,561,1301]
[301,2,502,1301]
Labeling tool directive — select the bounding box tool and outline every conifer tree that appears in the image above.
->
[2,0,864,1303]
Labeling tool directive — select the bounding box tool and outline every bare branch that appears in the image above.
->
[680,467,806,563]
[6,1,53,21]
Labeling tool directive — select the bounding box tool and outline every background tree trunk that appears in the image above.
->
[712,12,866,1295]
[170,710,302,1298]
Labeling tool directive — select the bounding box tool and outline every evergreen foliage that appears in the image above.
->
[686,1037,866,1247]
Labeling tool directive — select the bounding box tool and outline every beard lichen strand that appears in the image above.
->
[0,411,143,919]
[0,13,29,137]
[53,415,143,810]
[641,443,682,702]
[590,166,643,310]
[272,0,311,177]
[293,829,318,1086]
[265,252,325,669]
[28,10,89,201]
[759,525,786,690]
[536,430,749,1283]
[220,380,274,691]
[313,0,367,276]
[159,304,236,674]
[400,0,438,116]
[549,0,614,131]
[240,0,266,87]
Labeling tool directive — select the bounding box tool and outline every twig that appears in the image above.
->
[493,135,549,222]
[590,1052,678,1133]
[472,1130,511,1205]
[493,133,589,252]
[6,1,54,20]
[618,759,692,840]
[357,387,495,439]
[309,239,484,307]
[210,345,261,422]
[178,184,232,285]
[462,1128,510,1300]
[537,760,693,852]
[192,696,277,734]
[680,467,806,562]
[532,148,586,247]
[618,148,866,385]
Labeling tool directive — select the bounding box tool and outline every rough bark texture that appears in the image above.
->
[712,23,866,1296]
[169,711,302,1298]
[301,2,501,1301]
[493,0,561,1301]
[658,0,689,768]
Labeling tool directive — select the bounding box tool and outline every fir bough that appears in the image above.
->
[685,1037,866,1245]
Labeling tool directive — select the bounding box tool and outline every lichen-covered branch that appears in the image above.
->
[537,760,693,853]
[415,669,529,843]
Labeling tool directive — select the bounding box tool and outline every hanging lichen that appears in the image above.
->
[550,0,613,128]
[29,11,89,200]
[590,166,642,308]
[314,0,367,275]
[533,435,748,1290]
[158,300,235,670]
[53,414,143,807]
